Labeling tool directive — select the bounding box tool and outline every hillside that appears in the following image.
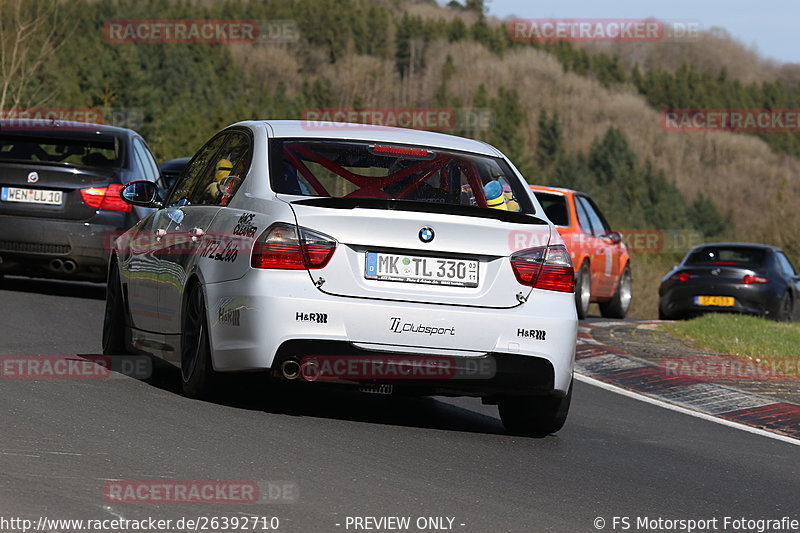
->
[5,0,799,317]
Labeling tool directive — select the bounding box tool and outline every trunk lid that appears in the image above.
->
[287,198,551,308]
[0,161,118,221]
[681,265,756,281]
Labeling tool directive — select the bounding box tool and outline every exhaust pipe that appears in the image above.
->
[280,359,301,380]
[62,260,77,273]
[50,258,63,271]
[300,359,320,381]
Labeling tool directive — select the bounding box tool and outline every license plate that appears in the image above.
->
[695,295,735,307]
[1,187,63,206]
[365,252,479,288]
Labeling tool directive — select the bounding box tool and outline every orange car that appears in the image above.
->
[530,186,632,318]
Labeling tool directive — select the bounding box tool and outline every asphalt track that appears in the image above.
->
[0,277,797,533]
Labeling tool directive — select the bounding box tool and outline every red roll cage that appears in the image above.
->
[282,142,489,207]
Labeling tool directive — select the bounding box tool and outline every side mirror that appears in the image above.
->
[121,180,163,208]
[606,231,623,244]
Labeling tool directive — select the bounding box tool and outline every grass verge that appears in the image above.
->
[662,313,800,361]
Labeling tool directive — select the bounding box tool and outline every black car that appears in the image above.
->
[0,119,163,282]
[158,156,191,191]
[659,243,800,321]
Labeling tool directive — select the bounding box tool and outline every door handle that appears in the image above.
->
[189,227,205,242]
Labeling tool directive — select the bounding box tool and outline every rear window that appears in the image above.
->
[270,139,535,214]
[685,247,767,267]
[0,133,124,168]
[533,191,569,226]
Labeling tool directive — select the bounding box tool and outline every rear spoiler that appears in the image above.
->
[289,197,547,225]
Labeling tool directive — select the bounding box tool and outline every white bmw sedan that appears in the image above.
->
[104,120,578,435]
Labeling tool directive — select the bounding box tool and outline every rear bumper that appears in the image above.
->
[659,283,780,318]
[0,211,129,280]
[203,269,578,396]
[272,340,559,398]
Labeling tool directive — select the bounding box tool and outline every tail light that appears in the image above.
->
[80,184,132,212]
[510,245,574,292]
[672,272,691,282]
[251,223,336,270]
[743,274,769,284]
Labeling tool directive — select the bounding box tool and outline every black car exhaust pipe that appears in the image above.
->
[50,258,63,271]
[62,260,77,273]
[280,359,301,380]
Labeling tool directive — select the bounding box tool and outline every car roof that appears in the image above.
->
[529,185,585,196]
[689,242,781,252]
[0,119,134,137]
[232,120,503,157]
[159,156,192,169]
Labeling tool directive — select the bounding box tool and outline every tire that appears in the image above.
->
[498,379,573,436]
[180,282,220,399]
[600,264,632,319]
[775,291,794,322]
[574,263,591,319]
[102,263,129,355]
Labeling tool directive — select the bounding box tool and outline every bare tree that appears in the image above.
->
[0,0,67,114]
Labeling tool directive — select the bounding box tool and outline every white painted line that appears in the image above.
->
[575,373,800,447]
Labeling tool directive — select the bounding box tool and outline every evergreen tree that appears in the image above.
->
[588,127,637,186]
[688,193,729,238]
[487,87,534,180]
[536,109,562,168]
[546,153,591,191]
[447,18,467,42]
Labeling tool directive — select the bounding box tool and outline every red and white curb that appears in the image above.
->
[575,321,800,445]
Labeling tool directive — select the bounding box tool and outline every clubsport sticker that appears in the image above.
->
[390,317,455,336]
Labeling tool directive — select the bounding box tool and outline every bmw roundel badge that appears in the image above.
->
[419,226,434,243]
